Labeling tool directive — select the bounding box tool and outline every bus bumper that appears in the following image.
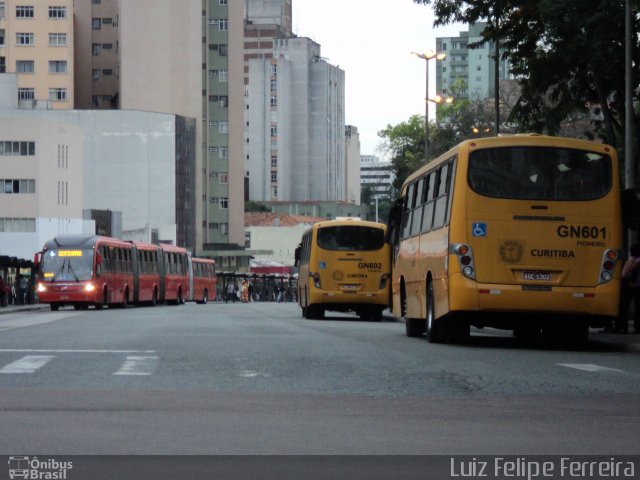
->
[448,274,619,318]
[312,290,389,307]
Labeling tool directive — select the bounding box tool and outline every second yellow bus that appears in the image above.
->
[295,218,391,321]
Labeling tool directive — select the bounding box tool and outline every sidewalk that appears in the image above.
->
[0,303,48,315]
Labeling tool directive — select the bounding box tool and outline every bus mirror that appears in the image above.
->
[294,245,301,267]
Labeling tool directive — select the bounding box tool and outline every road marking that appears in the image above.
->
[0,355,55,374]
[239,370,271,378]
[113,356,159,376]
[557,363,625,373]
[0,349,155,354]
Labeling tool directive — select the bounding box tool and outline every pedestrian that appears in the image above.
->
[226,282,234,303]
[248,282,254,302]
[619,243,640,334]
[0,277,6,307]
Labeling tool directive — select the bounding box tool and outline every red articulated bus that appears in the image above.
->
[35,234,214,310]
[36,235,135,310]
[189,257,217,304]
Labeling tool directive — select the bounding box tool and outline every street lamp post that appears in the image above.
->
[412,50,446,162]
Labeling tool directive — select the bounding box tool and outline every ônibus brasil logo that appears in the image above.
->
[8,456,73,479]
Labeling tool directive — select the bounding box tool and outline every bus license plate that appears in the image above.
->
[523,271,551,281]
[342,284,358,290]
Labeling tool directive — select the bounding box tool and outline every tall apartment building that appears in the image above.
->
[360,155,394,200]
[0,0,74,109]
[74,0,119,109]
[246,36,345,202]
[436,22,510,100]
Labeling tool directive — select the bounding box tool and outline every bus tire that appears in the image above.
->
[50,303,60,311]
[425,281,441,343]
[405,317,425,337]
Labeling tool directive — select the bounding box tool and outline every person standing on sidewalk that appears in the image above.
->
[619,243,640,334]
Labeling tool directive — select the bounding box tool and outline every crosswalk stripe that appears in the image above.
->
[0,355,56,374]
[557,363,625,373]
[113,356,159,376]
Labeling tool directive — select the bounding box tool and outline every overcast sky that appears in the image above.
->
[292,0,465,160]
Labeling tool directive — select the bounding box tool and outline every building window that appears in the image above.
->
[271,155,277,167]
[0,218,36,232]
[102,17,112,24]
[102,43,112,49]
[92,44,101,55]
[1,179,35,194]
[218,122,228,133]
[49,6,66,18]
[219,44,228,56]
[219,198,228,209]
[270,96,277,107]
[219,173,228,184]
[49,33,67,46]
[0,141,36,155]
[270,126,277,137]
[16,5,34,18]
[219,0,227,4]
[0,29,5,46]
[49,88,67,101]
[48,60,67,73]
[271,63,277,75]
[271,172,277,182]
[219,147,228,159]
[102,69,113,75]
[218,69,228,82]
[218,19,228,31]
[16,33,34,45]
[220,223,228,235]
[16,60,34,73]
[209,196,218,204]
[0,2,5,18]
[92,18,101,29]
[17,88,34,100]
[92,69,101,80]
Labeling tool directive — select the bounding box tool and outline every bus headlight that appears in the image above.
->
[84,283,96,292]
[37,283,47,293]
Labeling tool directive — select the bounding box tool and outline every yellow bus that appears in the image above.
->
[386,134,622,343]
[295,218,391,321]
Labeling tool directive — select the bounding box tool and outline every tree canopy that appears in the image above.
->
[413,0,640,160]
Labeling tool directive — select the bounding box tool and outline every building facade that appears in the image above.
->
[0,0,75,109]
[360,155,394,200]
[436,22,510,100]
[345,125,361,204]
[246,36,345,202]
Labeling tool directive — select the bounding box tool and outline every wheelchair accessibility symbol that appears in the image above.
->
[472,222,487,237]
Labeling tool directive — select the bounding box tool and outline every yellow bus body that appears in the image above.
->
[389,134,622,341]
[297,218,391,321]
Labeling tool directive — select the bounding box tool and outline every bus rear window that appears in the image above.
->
[317,226,385,251]
[468,146,612,201]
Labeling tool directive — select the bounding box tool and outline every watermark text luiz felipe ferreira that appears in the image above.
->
[450,457,636,480]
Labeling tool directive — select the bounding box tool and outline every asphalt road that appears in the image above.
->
[0,302,639,455]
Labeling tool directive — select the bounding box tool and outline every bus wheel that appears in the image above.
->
[425,281,441,343]
[371,309,383,322]
[406,317,425,337]
[202,289,208,304]
[50,303,60,311]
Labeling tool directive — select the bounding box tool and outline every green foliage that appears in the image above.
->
[413,0,640,155]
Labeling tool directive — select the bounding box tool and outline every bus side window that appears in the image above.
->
[410,176,425,236]
[421,173,436,233]
[401,183,415,239]
[294,244,301,267]
[433,162,451,230]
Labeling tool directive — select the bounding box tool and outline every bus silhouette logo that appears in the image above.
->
[472,223,487,237]
[8,456,29,479]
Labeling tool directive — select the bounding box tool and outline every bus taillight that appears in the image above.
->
[598,249,618,284]
[379,273,389,289]
[311,272,322,288]
[450,243,476,280]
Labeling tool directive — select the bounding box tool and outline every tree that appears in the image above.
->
[378,79,517,190]
[245,201,269,212]
[414,0,640,180]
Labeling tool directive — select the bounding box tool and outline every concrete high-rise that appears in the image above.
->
[246,36,345,202]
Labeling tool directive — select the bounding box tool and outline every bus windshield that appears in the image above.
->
[317,226,385,251]
[468,146,612,201]
[40,249,95,282]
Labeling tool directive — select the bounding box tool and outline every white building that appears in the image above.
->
[0,74,195,260]
[246,36,345,202]
[360,155,394,200]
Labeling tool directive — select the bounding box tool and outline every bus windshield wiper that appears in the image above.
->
[51,258,68,281]
[66,259,80,282]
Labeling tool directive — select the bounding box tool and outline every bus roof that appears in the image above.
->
[403,134,616,188]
